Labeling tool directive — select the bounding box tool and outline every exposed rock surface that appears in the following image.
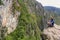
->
[43,24,60,40]
[0,0,20,34]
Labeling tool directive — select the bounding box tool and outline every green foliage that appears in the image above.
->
[54,16,60,25]
[0,0,3,5]
[5,0,41,40]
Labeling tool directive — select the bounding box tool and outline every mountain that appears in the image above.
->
[0,0,45,40]
[1,0,60,40]
[44,6,60,15]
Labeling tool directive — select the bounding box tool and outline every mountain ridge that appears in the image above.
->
[44,6,60,15]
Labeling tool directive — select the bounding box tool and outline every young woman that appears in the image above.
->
[47,16,54,27]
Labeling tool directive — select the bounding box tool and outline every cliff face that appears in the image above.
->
[0,0,20,34]
[2,0,60,40]
[26,0,44,30]
[0,0,44,40]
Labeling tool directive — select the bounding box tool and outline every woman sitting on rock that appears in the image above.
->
[47,16,54,27]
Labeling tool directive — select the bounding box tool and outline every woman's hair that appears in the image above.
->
[50,16,54,19]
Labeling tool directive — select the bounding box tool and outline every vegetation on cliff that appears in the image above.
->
[5,0,42,40]
[0,0,3,5]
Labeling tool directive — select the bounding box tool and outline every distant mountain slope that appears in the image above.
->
[44,6,60,25]
[44,6,60,15]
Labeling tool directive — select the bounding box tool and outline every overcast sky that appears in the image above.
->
[36,0,60,8]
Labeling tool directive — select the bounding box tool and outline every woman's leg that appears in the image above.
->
[47,22,51,27]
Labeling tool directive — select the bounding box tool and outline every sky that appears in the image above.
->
[36,0,60,8]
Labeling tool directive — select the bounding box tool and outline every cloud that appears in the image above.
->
[36,0,60,8]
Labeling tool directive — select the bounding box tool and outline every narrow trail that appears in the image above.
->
[43,24,60,40]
